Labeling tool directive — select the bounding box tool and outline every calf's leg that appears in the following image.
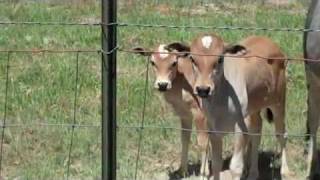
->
[210,135,223,180]
[165,93,193,177]
[246,112,262,180]
[230,121,249,180]
[194,108,210,176]
[269,103,292,178]
[179,116,192,176]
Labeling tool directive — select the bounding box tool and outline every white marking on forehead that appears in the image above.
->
[158,44,169,59]
[201,36,213,49]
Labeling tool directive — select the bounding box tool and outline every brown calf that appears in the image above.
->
[132,44,209,177]
[167,35,292,180]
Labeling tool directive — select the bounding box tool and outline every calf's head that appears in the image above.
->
[133,44,189,91]
[167,34,225,98]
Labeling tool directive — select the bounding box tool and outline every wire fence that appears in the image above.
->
[0,48,318,62]
[0,50,99,179]
[0,0,317,180]
[3,21,320,32]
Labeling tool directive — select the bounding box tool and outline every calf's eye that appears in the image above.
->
[150,61,155,66]
[190,56,195,64]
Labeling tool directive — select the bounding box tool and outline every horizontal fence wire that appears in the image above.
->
[117,124,315,138]
[0,123,100,128]
[3,21,320,32]
[0,48,318,62]
[0,49,100,53]
[119,48,319,62]
[0,48,118,55]
[0,21,102,26]
[0,122,315,137]
[115,22,320,32]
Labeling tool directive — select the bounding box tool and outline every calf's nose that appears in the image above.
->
[196,86,211,98]
[158,82,168,91]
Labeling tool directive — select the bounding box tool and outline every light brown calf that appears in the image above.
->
[167,35,292,180]
[133,44,209,177]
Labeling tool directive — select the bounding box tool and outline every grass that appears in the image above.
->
[0,0,313,179]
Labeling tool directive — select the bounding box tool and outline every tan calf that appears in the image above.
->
[132,44,209,177]
[167,35,292,180]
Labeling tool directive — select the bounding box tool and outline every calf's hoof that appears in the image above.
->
[200,161,210,177]
[200,167,210,177]
[230,172,241,180]
[281,169,295,180]
[169,166,189,179]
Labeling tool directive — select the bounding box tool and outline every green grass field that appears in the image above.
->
[0,0,313,179]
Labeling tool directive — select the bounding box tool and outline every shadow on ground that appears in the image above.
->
[168,151,282,180]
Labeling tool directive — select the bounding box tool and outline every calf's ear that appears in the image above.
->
[165,42,190,57]
[132,47,152,56]
[223,44,247,55]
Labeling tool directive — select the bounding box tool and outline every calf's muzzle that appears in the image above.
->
[158,82,169,91]
[196,86,211,98]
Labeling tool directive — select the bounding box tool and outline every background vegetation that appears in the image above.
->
[0,0,313,179]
